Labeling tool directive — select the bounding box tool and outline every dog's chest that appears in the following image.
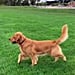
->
[20,44,32,55]
[19,47,24,54]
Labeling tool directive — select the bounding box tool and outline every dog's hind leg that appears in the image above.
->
[54,57,59,62]
[61,55,67,61]
[54,54,66,62]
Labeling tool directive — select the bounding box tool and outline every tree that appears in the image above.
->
[30,0,36,5]
[16,0,21,5]
[0,0,4,4]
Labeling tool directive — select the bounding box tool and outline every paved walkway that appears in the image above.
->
[37,6,75,9]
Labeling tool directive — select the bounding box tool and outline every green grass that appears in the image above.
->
[0,6,75,75]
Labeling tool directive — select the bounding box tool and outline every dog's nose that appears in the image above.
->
[9,38,10,40]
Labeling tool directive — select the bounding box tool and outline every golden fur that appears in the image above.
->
[9,24,68,66]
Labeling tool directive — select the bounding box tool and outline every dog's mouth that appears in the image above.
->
[12,41,17,44]
[9,38,17,44]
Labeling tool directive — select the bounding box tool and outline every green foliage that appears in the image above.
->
[0,6,75,75]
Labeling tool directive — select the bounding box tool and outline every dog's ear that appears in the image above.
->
[17,34,26,44]
[16,34,21,42]
[20,35,25,42]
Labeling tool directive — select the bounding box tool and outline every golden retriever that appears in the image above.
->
[9,24,68,66]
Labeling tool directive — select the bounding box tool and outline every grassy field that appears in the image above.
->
[0,6,75,75]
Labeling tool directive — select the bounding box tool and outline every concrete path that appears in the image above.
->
[37,6,75,9]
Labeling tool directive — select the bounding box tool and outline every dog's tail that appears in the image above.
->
[56,24,68,44]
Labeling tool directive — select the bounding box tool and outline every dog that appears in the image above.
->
[9,24,68,66]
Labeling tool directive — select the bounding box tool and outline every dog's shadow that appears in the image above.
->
[16,56,70,75]
[17,56,67,70]
[17,59,31,68]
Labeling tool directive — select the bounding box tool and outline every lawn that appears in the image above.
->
[0,6,75,75]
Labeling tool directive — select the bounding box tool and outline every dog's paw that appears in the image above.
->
[31,62,37,66]
[63,56,67,62]
[18,59,21,64]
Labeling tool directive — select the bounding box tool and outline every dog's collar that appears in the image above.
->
[19,39,25,45]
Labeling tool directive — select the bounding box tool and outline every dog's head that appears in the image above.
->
[9,32,26,44]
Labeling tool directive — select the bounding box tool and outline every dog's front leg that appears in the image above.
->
[18,53,21,64]
[18,53,27,64]
[30,55,38,66]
